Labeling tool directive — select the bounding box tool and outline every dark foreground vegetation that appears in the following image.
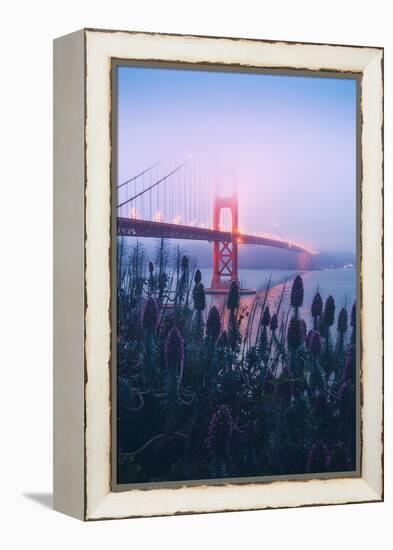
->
[117,238,357,484]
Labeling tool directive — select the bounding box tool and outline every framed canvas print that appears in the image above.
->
[53,29,383,520]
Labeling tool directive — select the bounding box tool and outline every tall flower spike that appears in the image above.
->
[181,255,189,271]
[261,306,271,327]
[287,317,302,350]
[324,295,335,327]
[227,280,240,311]
[300,319,307,341]
[305,329,314,349]
[194,268,202,284]
[270,313,278,332]
[165,327,184,373]
[343,345,356,382]
[192,282,206,311]
[311,292,323,317]
[142,296,159,331]
[310,331,322,356]
[337,307,348,334]
[206,405,234,455]
[290,275,304,309]
[206,306,221,342]
[351,301,356,328]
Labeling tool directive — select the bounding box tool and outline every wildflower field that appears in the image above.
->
[116,238,357,484]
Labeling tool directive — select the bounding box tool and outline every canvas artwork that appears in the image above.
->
[114,63,358,487]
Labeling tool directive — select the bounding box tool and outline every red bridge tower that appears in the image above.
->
[210,193,239,291]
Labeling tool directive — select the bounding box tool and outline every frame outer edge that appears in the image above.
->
[83,29,384,520]
[53,29,86,521]
[360,49,384,499]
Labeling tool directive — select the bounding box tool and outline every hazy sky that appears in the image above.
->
[117,65,357,253]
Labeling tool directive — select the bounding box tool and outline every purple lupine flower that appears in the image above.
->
[142,296,159,331]
[192,282,206,311]
[337,307,348,334]
[343,345,356,382]
[276,367,294,404]
[228,313,241,351]
[311,292,323,318]
[307,441,328,473]
[181,255,189,271]
[206,306,221,342]
[261,306,271,327]
[165,327,184,373]
[227,280,240,311]
[300,319,307,342]
[258,326,268,354]
[319,312,327,337]
[351,301,356,328]
[305,329,314,349]
[206,405,234,456]
[194,268,202,284]
[324,295,335,327]
[310,331,322,356]
[287,317,302,350]
[270,313,278,332]
[290,275,304,308]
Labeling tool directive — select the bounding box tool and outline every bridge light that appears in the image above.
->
[130,207,137,219]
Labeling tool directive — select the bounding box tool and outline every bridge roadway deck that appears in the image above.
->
[117,217,309,255]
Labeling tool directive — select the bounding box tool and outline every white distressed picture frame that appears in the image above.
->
[53,29,383,521]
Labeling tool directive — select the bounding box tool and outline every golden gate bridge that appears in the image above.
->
[117,158,315,292]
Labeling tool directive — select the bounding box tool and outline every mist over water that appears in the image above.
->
[118,65,357,254]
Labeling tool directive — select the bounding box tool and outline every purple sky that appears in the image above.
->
[117,65,357,253]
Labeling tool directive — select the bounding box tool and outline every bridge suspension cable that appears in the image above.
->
[117,157,166,190]
[117,161,189,209]
[117,157,213,229]
[116,157,313,256]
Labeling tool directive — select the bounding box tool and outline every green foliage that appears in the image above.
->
[117,243,357,483]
